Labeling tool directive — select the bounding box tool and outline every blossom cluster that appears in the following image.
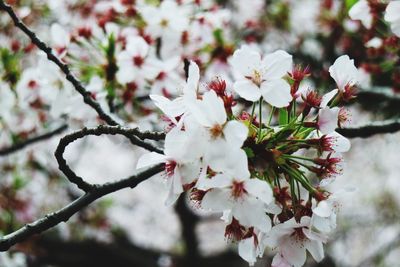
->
[138,46,359,266]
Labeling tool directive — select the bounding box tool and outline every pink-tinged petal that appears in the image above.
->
[262,50,292,79]
[201,189,233,211]
[281,238,307,267]
[230,46,262,77]
[349,0,373,29]
[260,79,292,108]
[320,89,338,108]
[271,253,291,267]
[313,201,332,217]
[233,80,262,102]
[223,120,248,147]
[245,179,273,204]
[328,55,359,91]
[238,237,258,266]
[137,152,166,169]
[318,107,339,135]
[304,240,325,263]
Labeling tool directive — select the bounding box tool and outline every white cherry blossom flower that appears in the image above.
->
[230,46,292,107]
[265,216,327,267]
[116,36,158,84]
[201,173,274,231]
[137,127,202,205]
[328,55,360,91]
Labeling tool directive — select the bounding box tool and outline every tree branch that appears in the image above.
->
[0,123,68,156]
[0,0,164,153]
[54,125,165,192]
[0,162,164,252]
[337,120,400,138]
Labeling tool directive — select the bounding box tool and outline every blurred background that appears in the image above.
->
[1,0,400,266]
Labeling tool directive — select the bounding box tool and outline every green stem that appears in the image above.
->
[268,107,275,126]
[258,98,263,141]
[281,154,314,162]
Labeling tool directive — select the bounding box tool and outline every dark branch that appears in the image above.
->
[0,0,164,153]
[54,125,165,192]
[0,124,68,156]
[0,162,164,252]
[337,120,400,138]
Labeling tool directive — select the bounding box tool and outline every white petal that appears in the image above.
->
[238,237,257,265]
[150,94,185,119]
[230,46,262,77]
[281,238,307,267]
[349,0,373,29]
[116,66,135,84]
[271,253,291,267]
[305,240,325,263]
[164,172,183,206]
[320,89,338,107]
[223,120,248,147]
[233,197,271,231]
[260,79,292,108]
[245,179,273,204]
[137,152,166,169]
[262,50,292,79]
[329,132,351,152]
[187,61,200,90]
[51,23,70,47]
[188,90,226,127]
[233,80,261,102]
[313,201,332,217]
[329,55,359,90]
[318,107,339,134]
[201,189,232,211]
[197,173,233,190]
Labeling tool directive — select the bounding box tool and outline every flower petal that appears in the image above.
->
[262,50,292,79]
[233,80,262,102]
[260,79,292,108]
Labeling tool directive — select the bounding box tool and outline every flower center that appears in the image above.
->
[252,70,263,87]
[231,180,247,199]
[210,124,223,139]
[160,19,169,27]
[165,161,177,177]
[133,56,144,67]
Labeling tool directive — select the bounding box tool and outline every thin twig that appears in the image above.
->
[337,120,400,138]
[0,0,164,153]
[0,124,68,156]
[54,125,165,192]
[0,162,164,252]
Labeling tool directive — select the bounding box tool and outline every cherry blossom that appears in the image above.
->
[230,46,293,107]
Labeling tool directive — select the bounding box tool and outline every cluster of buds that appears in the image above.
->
[138,46,358,266]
